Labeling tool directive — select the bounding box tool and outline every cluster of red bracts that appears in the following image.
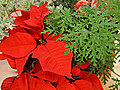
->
[73,0,105,9]
[1,61,103,90]
[0,2,103,90]
[73,0,105,15]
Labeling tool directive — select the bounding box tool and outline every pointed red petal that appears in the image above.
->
[9,24,41,40]
[26,29,41,40]
[39,2,50,18]
[1,76,15,90]
[72,65,81,76]
[14,10,30,27]
[9,72,29,90]
[0,32,36,58]
[33,70,61,82]
[79,62,90,69]
[56,76,74,90]
[31,61,42,73]
[72,62,90,76]
[56,82,75,90]
[79,71,103,90]
[29,76,55,90]
[30,2,50,20]
[7,56,16,69]
[73,80,94,90]
[0,54,16,69]
[31,61,64,82]
[8,27,27,36]
[0,53,6,60]
[24,3,50,31]
[15,57,28,76]
[33,40,73,78]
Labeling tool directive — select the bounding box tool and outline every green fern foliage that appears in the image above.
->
[0,0,120,86]
[109,78,120,90]
[44,1,120,84]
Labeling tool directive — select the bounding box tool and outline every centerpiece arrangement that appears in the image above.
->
[0,0,120,90]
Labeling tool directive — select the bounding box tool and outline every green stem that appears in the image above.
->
[15,11,19,16]
[4,7,9,15]
[14,2,19,16]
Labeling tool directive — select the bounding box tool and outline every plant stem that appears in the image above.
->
[4,7,9,15]
[15,10,19,16]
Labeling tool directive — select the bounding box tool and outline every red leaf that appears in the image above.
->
[14,11,41,40]
[24,3,50,31]
[72,62,90,76]
[26,29,41,40]
[9,72,29,90]
[14,10,30,29]
[29,76,55,90]
[15,56,29,75]
[8,27,27,36]
[55,75,74,90]
[33,40,73,78]
[0,32,36,58]
[13,3,50,39]
[31,61,42,73]
[73,80,94,90]
[79,71,103,90]
[31,61,60,82]
[56,82,75,90]
[8,26,41,40]
[7,56,16,69]
[0,53,6,60]
[31,62,69,88]
[72,65,81,76]
[39,2,50,18]
[79,62,90,69]
[33,70,62,82]
[1,77,15,90]
[29,2,49,20]
[0,54,16,69]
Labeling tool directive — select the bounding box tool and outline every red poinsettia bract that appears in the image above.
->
[1,76,15,90]
[73,0,105,15]
[72,62,103,90]
[0,2,73,78]
[11,2,50,40]
[0,28,73,78]
[73,0,104,9]
[0,2,103,90]
[1,62,103,90]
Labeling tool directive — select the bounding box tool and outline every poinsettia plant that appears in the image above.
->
[0,0,120,90]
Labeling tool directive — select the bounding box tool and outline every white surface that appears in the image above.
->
[0,60,17,90]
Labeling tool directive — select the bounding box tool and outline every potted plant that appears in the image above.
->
[0,0,120,90]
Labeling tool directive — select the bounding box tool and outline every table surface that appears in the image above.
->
[0,60,17,90]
